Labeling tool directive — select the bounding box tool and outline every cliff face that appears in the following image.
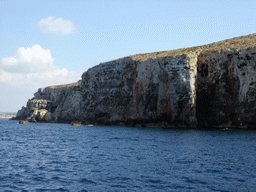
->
[14,54,198,127]
[196,47,256,128]
[79,54,197,127]
[14,36,256,128]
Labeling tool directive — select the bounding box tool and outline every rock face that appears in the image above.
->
[196,47,256,128]
[13,45,256,128]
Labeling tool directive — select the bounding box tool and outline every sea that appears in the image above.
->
[0,118,256,192]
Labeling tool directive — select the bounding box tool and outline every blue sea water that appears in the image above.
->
[0,118,256,191]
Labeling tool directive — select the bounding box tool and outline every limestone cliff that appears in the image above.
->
[13,33,256,128]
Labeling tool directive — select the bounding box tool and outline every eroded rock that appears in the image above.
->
[19,120,29,124]
[13,46,256,129]
[71,121,82,126]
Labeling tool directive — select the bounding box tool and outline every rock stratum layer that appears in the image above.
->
[13,34,256,128]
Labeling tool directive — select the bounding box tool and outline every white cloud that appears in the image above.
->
[0,44,54,73]
[0,45,81,88]
[38,16,76,35]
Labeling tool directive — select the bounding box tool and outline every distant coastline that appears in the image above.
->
[0,112,16,119]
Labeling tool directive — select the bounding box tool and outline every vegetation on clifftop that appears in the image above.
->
[131,33,256,61]
[46,82,79,89]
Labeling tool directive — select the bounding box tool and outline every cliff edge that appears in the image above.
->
[13,33,256,128]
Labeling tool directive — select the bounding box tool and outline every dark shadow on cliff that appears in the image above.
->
[195,51,242,129]
[195,56,212,129]
[196,89,211,128]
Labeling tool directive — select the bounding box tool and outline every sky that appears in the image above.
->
[0,0,256,112]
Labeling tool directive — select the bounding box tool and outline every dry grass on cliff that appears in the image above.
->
[132,33,256,61]
[47,82,78,89]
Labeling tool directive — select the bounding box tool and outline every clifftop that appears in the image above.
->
[131,33,256,61]
[41,82,79,90]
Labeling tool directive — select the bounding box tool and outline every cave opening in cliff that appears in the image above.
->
[196,89,211,128]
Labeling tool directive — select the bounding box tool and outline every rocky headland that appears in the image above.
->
[13,33,256,129]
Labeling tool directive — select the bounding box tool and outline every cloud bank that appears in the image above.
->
[38,16,76,35]
[0,45,80,87]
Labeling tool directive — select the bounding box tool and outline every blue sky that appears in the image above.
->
[1,0,256,112]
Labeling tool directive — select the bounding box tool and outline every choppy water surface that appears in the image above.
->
[0,119,256,191]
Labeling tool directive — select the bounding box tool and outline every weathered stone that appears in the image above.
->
[13,43,256,129]
[145,123,159,128]
[44,112,52,122]
[19,120,29,124]
[37,109,48,121]
[195,48,256,128]
[30,118,37,123]
[16,107,30,120]
[71,121,81,126]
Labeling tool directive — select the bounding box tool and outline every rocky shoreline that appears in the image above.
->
[12,34,256,129]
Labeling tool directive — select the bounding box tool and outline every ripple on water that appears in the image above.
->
[34,187,69,192]
[0,119,256,191]
[79,178,96,184]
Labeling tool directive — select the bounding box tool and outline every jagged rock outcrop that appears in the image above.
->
[13,34,256,129]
